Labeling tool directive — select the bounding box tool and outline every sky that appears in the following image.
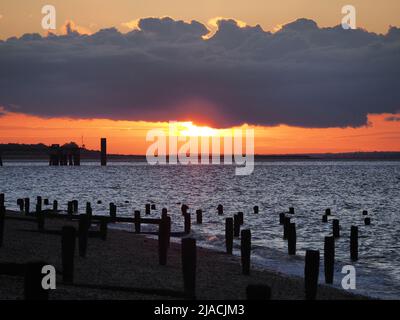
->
[0,0,399,154]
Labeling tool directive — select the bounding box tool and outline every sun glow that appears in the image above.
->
[179,122,219,137]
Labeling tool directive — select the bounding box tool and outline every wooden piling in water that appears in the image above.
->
[44,199,49,206]
[53,200,58,213]
[332,219,340,238]
[362,210,368,216]
[246,285,271,300]
[24,262,49,300]
[0,194,4,207]
[289,207,295,214]
[145,204,151,215]
[217,204,223,215]
[350,226,358,261]
[233,214,240,237]
[241,229,251,275]
[324,236,335,284]
[134,210,141,233]
[61,226,76,283]
[78,215,89,258]
[304,250,320,300]
[109,203,117,221]
[196,209,202,224]
[364,217,371,225]
[283,217,291,240]
[184,213,191,234]
[225,218,234,254]
[17,198,24,211]
[67,201,73,216]
[182,238,196,299]
[151,204,156,210]
[100,138,107,166]
[325,208,331,216]
[288,223,296,255]
[181,204,188,216]
[72,200,78,213]
[24,198,30,215]
[158,215,170,265]
[253,206,259,214]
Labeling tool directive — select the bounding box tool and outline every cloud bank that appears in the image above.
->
[0,17,399,128]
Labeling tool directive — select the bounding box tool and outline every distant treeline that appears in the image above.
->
[0,143,400,161]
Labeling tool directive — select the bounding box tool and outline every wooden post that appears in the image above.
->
[134,210,141,233]
[325,208,331,216]
[17,198,24,211]
[283,217,291,240]
[181,204,188,216]
[35,196,41,208]
[196,209,202,224]
[332,219,340,238]
[350,226,358,261]
[322,215,328,223]
[61,226,76,283]
[253,206,259,214]
[78,214,89,257]
[158,215,170,265]
[44,199,49,206]
[151,204,156,210]
[233,214,240,237]
[324,236,335,284]
[53,200,58,213]
[241,229,251,275]
[184,213,191,234]
[109,203,116,221]
[162,208,168,216]
[24,198,30,215]
[182,238,196,299]
[289,207,295,214]
[246,285,271,300]
[67,201,73,216]
[24,262,49,300]
[238,212,244,225]
[225,218,234,254]
[279,212,285,225]
[288,223,296,255]
[0,205,5,248]
[0,193,4,207]
[364,217,371,225]
[100,138,107,166]
[100,217,107,240]
[304,250,320,300]
[362,210,368,216]
[217,204,223,215]
[145,204,151,215]
[72,200,78,213]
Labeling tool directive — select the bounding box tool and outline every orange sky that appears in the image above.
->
[0,111,399,154]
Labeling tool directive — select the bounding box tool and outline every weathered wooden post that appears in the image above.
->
[100,138,107,166]
[182,238,196,299]
[283,217,291,240]
[72,200,78,213]
[158,215,171,265]
[288,223,296,255]
[100,217,107,240]
[362,210,368,216]
[279,212,285,225]
[364,217,371,225]
[151,204,156,210]
[233,214,240,237]
[225,218,234,254]
[350,226,358,261]
[134,210,141,233]
[246,285,271,300]
[145,204,151,215]
[53,200,58,213]
[325,208,331,216]
[181,204,188,216]
[217,204,223,215]
[24,261,49,300]
[17,198,24,211]
[289,207,295,214]
[332,219,340,238]
[184,213,191,234]
[67,201,73,216]
[61,226,76,283]
[109,203,117,221]
[241,229,251,275]
[238,212,244,225]
[0,205,5,248]
[24,198,30,215]
[196,209,202,224]
[322,215,328,223]
[324,236,335,284]
[253,206,259,214]
[162,208,168,216]
[304,250,320,300]
[78,214,89,258]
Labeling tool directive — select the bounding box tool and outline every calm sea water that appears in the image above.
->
[1,161,400,299]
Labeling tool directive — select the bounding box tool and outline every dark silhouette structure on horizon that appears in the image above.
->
[101,138,107,166]
[49,143,80,166]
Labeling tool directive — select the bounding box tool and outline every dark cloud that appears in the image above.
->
[0,17,399,128]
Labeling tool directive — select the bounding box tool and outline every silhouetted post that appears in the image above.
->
[279,213,285,225]
[100,217,107,240]
[86,202,92,224]
[233,214,240,237]
[289,207,295,214]
[324,236,335,284]
[72,200,78,213]
[134,210,141,233]
[0,206,5,248]
[196,209,202,224]
[288,223,296,255]
[217,204,223,215]
[61,226,76,283]
[246,285,271,300]
[225,218,234,254]
[36,196,42,213]
[184,213,191,234]
[24,198,30,215]
[67,201,73,216]
[253,206,259,214]
[0,194,4,207]
[304,250,320,300]
[17,198,24,211]
[322,215,328,223]
[158,215,170,265]
[24,262,49,300]
[325,208,331,216]
[238,212,244,225]
[350,226,358,261]
[364,217,371,225]
[162,208,168,216]
[145,204,151,215]
[181,204,188,216]
[151,204,156,210]
[109,203,116,221]
[78,215,89,257]
[332,219,340,238]
[182,238,196,299]
[37,211,44,231]
[100,138,107,166]
[241,229,251,275]
[53,200,58,213]
[44,199,49,206]
[283,217,291,239]
[362,210,368,216]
